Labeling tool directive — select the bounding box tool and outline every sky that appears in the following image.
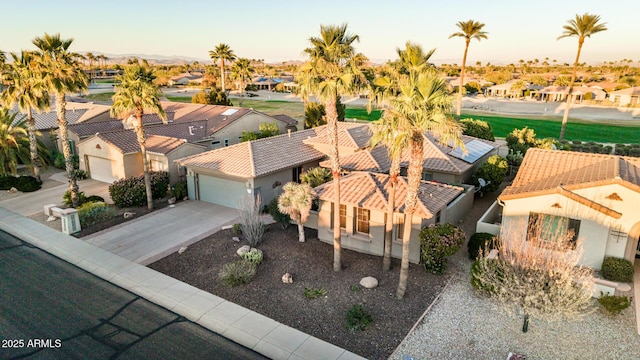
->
[1,0,639,66]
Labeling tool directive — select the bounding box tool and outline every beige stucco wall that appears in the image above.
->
[206,112,291,150]
[253,160,320,206]
[444,185,475,225]
[501,183,640,269]
[77,136,126,180]
[163,144,206,184]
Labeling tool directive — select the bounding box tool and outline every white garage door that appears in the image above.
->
[87,156,119,183]
[198,174,247,208]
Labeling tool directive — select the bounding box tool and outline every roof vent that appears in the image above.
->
[189,126,195,136]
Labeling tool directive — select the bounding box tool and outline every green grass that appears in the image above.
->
[84,92,115,102]
[231,99,305,119]
[344,108,382,121]
[93,79,115,84]
[461,114,640,143]
[165,96,193,103]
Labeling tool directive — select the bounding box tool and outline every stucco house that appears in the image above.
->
[313,172,465,263]
[484,148,640,270]
[529,86,607,102]
[609,87,640,107]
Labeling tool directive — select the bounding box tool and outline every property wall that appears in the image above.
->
[164,144,206,184]
[444,185,475,225]
[207,112,290,150]
[431,172,458,184]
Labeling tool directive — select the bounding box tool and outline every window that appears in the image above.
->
[395,215,405,240]
[421,172,433,181]
[435,210,441,224]
[211,140,221,145]
[224,139,229,147]
[331,204,347,230]
[356,208,370,234]
[292,166,303,183]
[527,212,580,249]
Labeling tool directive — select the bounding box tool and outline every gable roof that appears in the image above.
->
[89,130,190,155]
[175,128,325,178]
[303,122,371,150]
[499,148,640,201]
[12,109,88,130]
[272,114,299,127]
[314,172,463,219]
[609,86,640,96]
[68,112,177,138]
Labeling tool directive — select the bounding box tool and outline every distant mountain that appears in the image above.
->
[79,52,209,65]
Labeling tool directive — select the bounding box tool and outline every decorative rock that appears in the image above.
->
[46,216,57,222]
[221,225,233,230]
[231,236,240,242]
[359,276,378,289]
[169,204,176,208]
[168,197,176,204]
[178,246,188,254]
[123,212,136,219]
[7,187,18,194]
[282,272,293,284]
[236,245,251,256]
[183,196,189,201]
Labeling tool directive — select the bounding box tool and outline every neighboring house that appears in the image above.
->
[175,128,325,208]
[168,72,204,86]
[77,130,205,184]
[312,172,465,263]
[488,148,640,270]
[485,82,519,98]
[302,122,372,157]
[609,87,640,107]
[529,86,607,102]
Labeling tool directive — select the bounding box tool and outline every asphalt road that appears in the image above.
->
[0,230,266,360]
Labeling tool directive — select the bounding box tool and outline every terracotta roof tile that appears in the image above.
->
[12,109,88,130]
[95,130,188,155]
[272,114,299,126]
[315,172,463,219]
[303,122,371,149]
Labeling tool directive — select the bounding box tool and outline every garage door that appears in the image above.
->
[197,174,246,208]
[87,156,119,183]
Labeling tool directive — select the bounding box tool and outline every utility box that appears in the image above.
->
[60,208,81,234]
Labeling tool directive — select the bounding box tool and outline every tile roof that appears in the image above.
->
[68,112,177,138]
[314,172,464,219]
[303,122,371,150]
[609,86,640,96]
[176,128,325,178]
[499,148,640,200]
[94,130,189,155]
[12,109,88,130]
[271,114,299,126]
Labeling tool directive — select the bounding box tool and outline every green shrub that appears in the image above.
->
[419,223,466,274]
[13,176,42,192]
[108,171,169,207]
[265,197,291,229]
[231,223,242,235]
[597,293,630,315]
[346,305,373,331]
[77,201,116,227]
[304,287,328,299]
[150,171,169,199]
[470,258,503,294]
[63,191,87,207]
[52,152,79,170]
[473,155,508,193]
[241,248,264,265]
[86,195,105,203]
[171,181,188,200]
[0,176,17,190]
[467,232,499,260]
[218,260,257,287]
[460,119,495,141]
[600,257,634,282]
[74,169,88,180]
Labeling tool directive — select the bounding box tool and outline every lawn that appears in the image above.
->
[84,92,115,102]
[165,96,193,103]
[231,99,305,119]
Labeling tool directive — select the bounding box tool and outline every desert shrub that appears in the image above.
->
[74,169,88,180]
[304,287,328,299]
[109,171,169,207]
[171,181,188,200]
[470,258,503,294]
[265,197,291,229]
[346,305,373,331]
[77,201,115,227]
[506,150,524,167]
[468,232,499,260]
[600,256,634,282]
[231,223,242,235]
[241,248,264,265]
[13,176,42,192]
[218,260,256,287]
[63,191,87,207]
[597,293,630,315]
[473,155,508,192]
[419,223,466,274]
[0,176,17,190]
[460,118,495,141]
[239,198,265,246]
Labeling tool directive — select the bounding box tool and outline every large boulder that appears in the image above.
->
[236,245,251,257]
[359,276,378,289]
[282,272,293,284]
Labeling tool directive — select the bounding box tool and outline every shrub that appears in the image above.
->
[86,195,105,203]
[0,176,17,190]
[265,197,291,229]
[218,260,256,287]
[506,127,537,155]
[506,150,524,167]
[419,223,466,274]
[241,248,264,265]
[346,305,373,331]
[600,257,634,282]
[108,171,169,207]
[460,118,495,141]
[150,171,170,199]
[74,169,88,180]
[14,176,42,192]
[239,198,265,246]
[304,287,328,299]
[470,258,503,294]
[53,152,79,170]
[171,181,188,200]
[231,223,242,235]
[473,155,508,193]
[64,191,87,207]
[77,201,115,227]
[597,293,630,315]
[468,232,499,260]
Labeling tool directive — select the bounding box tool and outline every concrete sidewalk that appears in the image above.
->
[0,207,365,360]
[83,201,239,265]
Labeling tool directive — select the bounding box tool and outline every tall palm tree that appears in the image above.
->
[230,58,254,107]
[209,43,236,92]
[389,71,463,299]
[449,20,488,121]
[33,33,88,207]
[557,13,607,140]
[0,108,30,176]
[1,51,50,181]
[298,23,363,271]
[111,64,166,210]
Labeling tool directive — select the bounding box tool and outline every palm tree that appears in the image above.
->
[33,33,88,207]
[209,43,236,92]
[449,20,488,121]
[298,23,363,271]
[1,51,50,181]
[557,13,607,140]
[278,182,315,242]
[111,64,166,210]
[230,58,254,107]
[0,108,30,176]
[388,71,463,299]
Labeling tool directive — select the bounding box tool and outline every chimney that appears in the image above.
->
[288,129,291,138]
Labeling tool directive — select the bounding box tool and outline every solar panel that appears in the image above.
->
[221,108,239,116]
[449,139,494,163]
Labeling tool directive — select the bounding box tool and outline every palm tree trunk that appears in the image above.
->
[383,156,400,271]
[560,40,584,141]
[297,222,305,242]
[134,113,154,210]
[326,96,342,271]
[239,77,244,107]
[397,131,424,300]
[26,107,40,182]
[457,40,470,121]
[220,59,226,92]
[56,93,79,207]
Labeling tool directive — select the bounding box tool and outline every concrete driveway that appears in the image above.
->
[83,201,240,265]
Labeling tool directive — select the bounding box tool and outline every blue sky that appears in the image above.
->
[1,0,638,65]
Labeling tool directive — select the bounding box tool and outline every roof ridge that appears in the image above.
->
[247,141,257,178]
[366,172,389,210]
